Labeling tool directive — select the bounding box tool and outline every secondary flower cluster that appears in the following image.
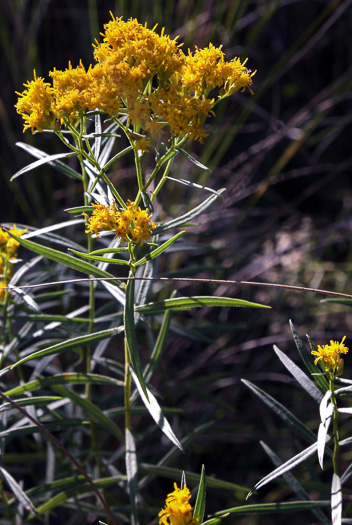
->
[159,483,199,525]
[311,336,349,375]
[16,14,254,143]
[84,200,156,245]
[0,225,27,300]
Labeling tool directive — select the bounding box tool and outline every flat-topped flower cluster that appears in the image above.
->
[16,14,254,144]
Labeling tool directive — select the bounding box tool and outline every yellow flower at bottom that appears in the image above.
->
[159,483,199,525]
[311,336,349,374]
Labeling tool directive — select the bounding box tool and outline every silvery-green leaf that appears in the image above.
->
[273,345,323,403]
[331,473,342,525]
[317,405,333,470]
[126,428,139,525]
[247,441,321,498]
[320,390,333,423]
[130,367,183,451]
[260,441,330,525]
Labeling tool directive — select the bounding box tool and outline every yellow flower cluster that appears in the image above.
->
[84,201,156,245]
[0,225,27,300]
[16,14,254,142]
[159,483,199,525]
[311,336,349,375]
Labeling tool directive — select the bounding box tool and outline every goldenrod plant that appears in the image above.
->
[0,13,272,525]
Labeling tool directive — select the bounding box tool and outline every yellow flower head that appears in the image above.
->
[0,280,6,301]
[50,61,95,121]
[159,483,199,525]
[15,71,57,132]
[311,336,349,374]
[84,201,155,245]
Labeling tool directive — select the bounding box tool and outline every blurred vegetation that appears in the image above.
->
[1,0,352,523]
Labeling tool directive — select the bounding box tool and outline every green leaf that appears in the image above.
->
[130,367,183,451]
[0,396,62,412]
[6,231,123,283]
[241,379,317,445]
[33,475,126,515]
[0,466,38,516]
[140,464,248,493]
[143,304,172,384]
[176,147,211,171]
[273,345,323,403]
[69,248,129,266]
[0,420,90,438]
[154,189,226,234]
[10,327,124,369]
[124,278,148,399]
[135,231,186,267]
[137,296,270,315]
[5,372,124,397]
[51,384,124,442]
[166,176,222,196]
[194,465,206,524]
[289,321,329,393]
[14,142,80,180]
[65,205,97,215]
[212,501,330,517]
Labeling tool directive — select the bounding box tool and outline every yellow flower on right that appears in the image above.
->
[159,483,199,525]
[311,336,349,375]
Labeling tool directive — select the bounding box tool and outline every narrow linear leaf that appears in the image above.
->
[177,147,211,171]
[126,428,139,525]
[260,441,330,525]
[194,465,206,524]
[130,367,183,451]
[154,189,226,234]
[341,462,352,485]
[6,231,122,283]
[202,518,225,525]
[0,466,38,516]
[273,345,323,403]
[0,420,90,438]
[33,475,126,515]
[12,147,79,181]
[137,296,270,315]
[65,205,98,215]
[241,379,317,444]
[331,473,342,525]
[52,384,124,442]
[5,372,123,397]
[0,396,62,413]
[212,500,330,517]
[166,176,221,196]
[140,464,248,493]
[247,441,323,498]
[124,279,148,399]
[11,327,124,369]
[143,305,172,384]
[289,321,329,393]
[135,231,186,267]
[69,248,129,266]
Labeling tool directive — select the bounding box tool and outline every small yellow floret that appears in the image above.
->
[159,483,199,525]
[311,336,349,374]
